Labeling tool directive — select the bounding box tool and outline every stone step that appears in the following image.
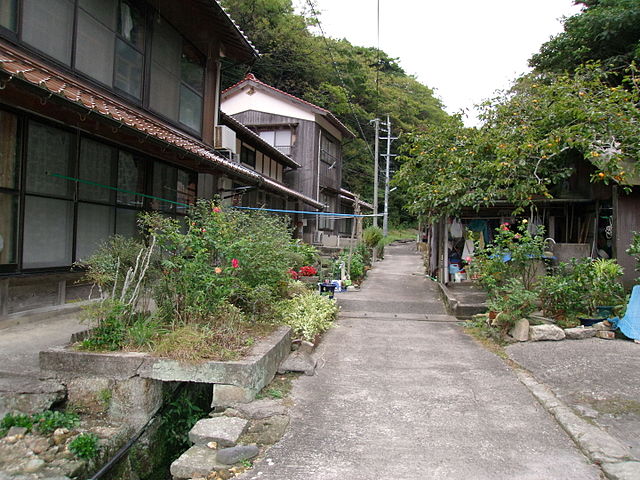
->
[188,417,248,447]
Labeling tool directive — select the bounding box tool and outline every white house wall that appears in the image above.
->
[222,87,315,122]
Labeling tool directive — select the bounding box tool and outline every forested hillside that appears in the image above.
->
[220,0,448,223]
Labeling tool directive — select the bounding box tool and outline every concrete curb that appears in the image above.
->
[515,369,637,479]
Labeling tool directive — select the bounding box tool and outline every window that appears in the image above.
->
[22,0,74,64]
[25,122,74,198]
[79,138,117,203]
[259,129,292,156]
[5,112,200,270]
[319,193,334,231]
[0,0,17,31]
[320,133,339,164]
[75,0,145,98]
[150,15,204,133]
[0,111,18,267]
[240,145,256,168]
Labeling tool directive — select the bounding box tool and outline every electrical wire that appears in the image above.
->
[305,0,374,159]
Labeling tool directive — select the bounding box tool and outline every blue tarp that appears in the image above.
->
[611,285,640,341]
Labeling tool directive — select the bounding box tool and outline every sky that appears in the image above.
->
[298,0,583,126]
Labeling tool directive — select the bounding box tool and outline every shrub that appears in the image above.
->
[0,413,34,437]
[32,410,79,435]
[142,202,298,325]
[468,222,547,294]
[486,278,538,330]
[276,292,338,341]
[289,240,319,270]
[80,300,128,351]
[362,226,383,249]
[627,232,640,281]
[68,433,99,460]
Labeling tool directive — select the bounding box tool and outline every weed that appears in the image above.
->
[32,410,79,435]
[68,433,100,459]
[0,413,34,437]
[255,374,298,400]
[98,389,112,408]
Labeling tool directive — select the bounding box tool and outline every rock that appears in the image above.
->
[23,458,46,473]
[189,417,248,447]
[28,436,52,454]
[228,398,287,420]
[602,461,640,480]
[291,340,314,354]
[4,435,19,444]
[216,445,259,465]
[564,327,596,340]
[6,426,28,438]
[596,330,615,340]
[529,324,566,342]
[170,446,226,479]
[277,350,316,376]
[593,321,612,331]
[241,415,290,445]
[509,319,529,342]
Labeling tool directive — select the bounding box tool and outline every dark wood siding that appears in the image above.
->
[231,110,319,203]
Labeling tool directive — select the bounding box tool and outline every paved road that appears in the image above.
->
[243,243,602,480]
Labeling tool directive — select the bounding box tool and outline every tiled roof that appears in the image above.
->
[222,73,355,138]
[0,43,323,209]
[212,0,260,62]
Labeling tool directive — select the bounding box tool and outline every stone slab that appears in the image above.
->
[564,327,596,340]
[529,324,566,341]
[509,318,529,342]
[188,417,248,447]
[602,461,640,480]
[170,445,226,479]
[216,445,259,465]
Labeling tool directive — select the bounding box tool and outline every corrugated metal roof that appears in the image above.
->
[222,73,355,139]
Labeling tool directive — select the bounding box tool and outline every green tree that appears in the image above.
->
[530,0,640,74]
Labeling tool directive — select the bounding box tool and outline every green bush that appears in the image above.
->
[486,278,538,330]
[468,222,547,294]
[362,227,383,249]
[276,292,338,341]
[627,232,640,281]
[68,433,99,460]
[142,202,299,325]
[289,240,319,270]
[32,410,79,435]
[0,413,34,437]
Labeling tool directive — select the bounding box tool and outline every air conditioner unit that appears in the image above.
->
[214,125,236,153]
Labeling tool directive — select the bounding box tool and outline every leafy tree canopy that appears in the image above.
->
[530,0,640,73]
[220,0,448,217]
[395,64,640,222]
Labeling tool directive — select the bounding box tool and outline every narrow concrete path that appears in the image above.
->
[243,243,601,480]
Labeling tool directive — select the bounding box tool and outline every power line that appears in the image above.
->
[305,0,374,159]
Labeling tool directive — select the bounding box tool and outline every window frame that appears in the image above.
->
[0,107,198,273]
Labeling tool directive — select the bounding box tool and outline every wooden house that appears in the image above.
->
[220,73,364,245]
[0,0,321,320]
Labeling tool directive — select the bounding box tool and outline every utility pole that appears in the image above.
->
[370,118,380,228]
[380,115,397,236]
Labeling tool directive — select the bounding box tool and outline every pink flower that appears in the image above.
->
[231,258,239,269]
[465,256,472,263]
[514,233,522,239]
[201,228,207,233]
[213,206,221,213]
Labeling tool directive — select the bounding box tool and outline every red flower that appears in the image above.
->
[213,206,221,213]
[299,266,317,276]
[288,269,299,280]
[231,258,239,269]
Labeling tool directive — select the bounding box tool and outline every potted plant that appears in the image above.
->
[589,259,625,318]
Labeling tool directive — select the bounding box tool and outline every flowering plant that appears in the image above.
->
[298,266,317,276]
